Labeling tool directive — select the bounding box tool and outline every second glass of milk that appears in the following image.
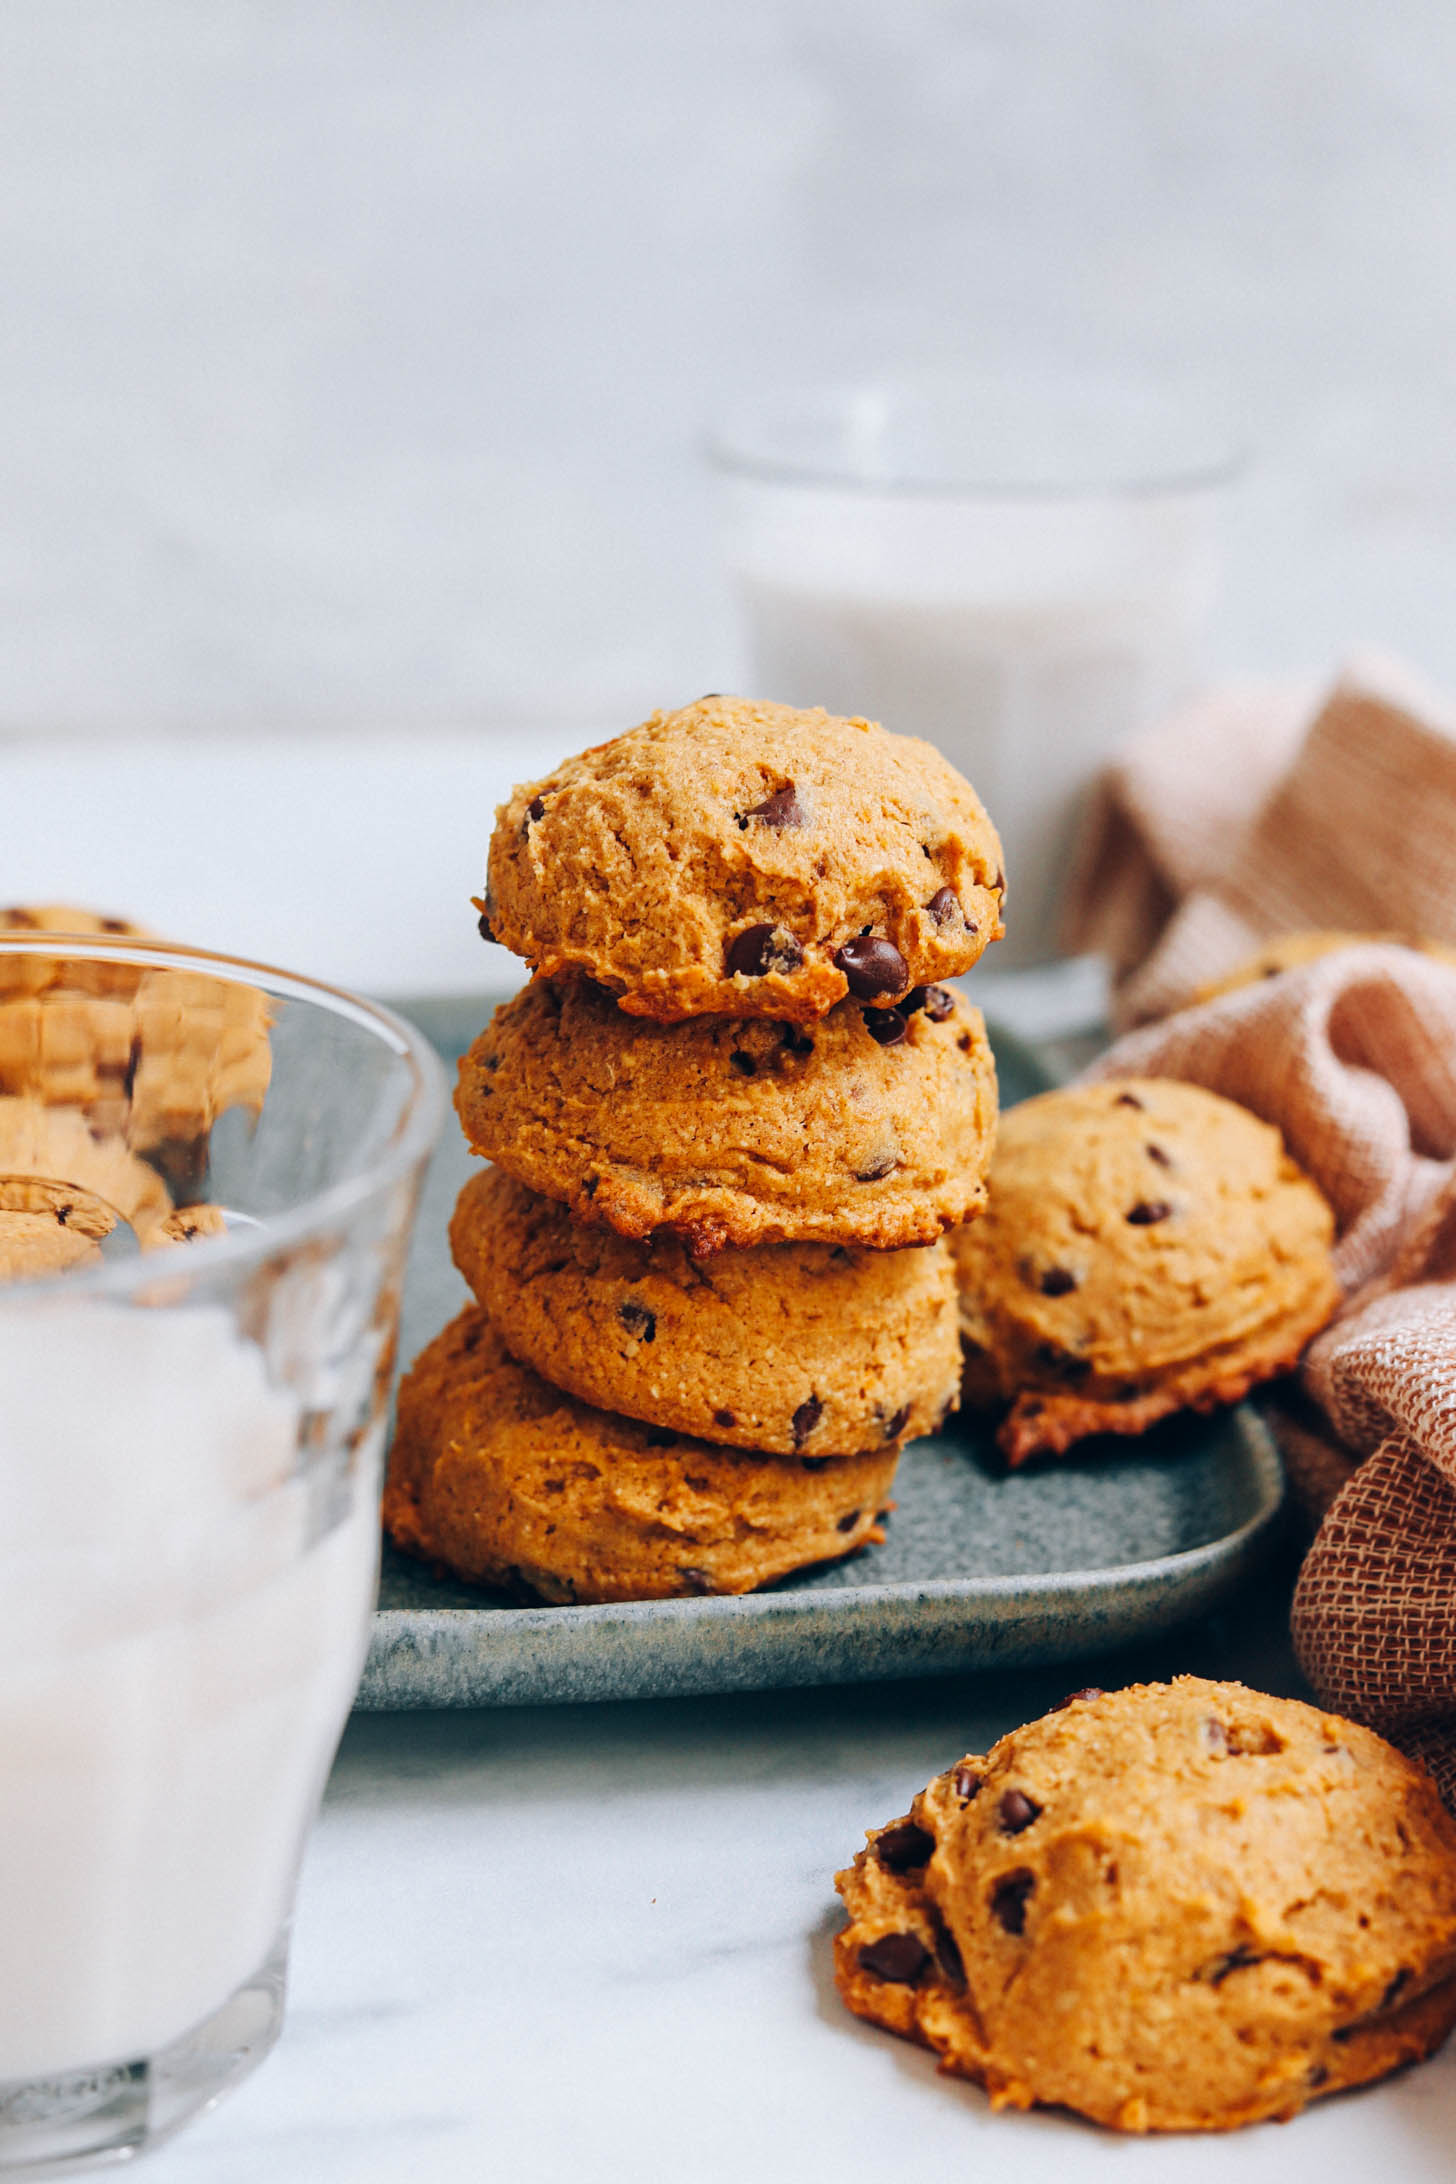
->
[711,374,1237,968]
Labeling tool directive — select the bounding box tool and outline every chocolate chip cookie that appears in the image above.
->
[482,695,1004,1021]
[449,1166,960,1455]
[951,1077,1338,1463]
[0,920,272,1162]
[835,1678,1456,2132]
[1195,928,1456,1004]
[456,976,997,1256]
[385,1307,900,1603]
[0,1097,172,1242]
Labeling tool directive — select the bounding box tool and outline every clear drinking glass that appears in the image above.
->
[709,372,1241,969]
[0,934,446,2174]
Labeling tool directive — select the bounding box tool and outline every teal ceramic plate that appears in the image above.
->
[359,994,1283,1709]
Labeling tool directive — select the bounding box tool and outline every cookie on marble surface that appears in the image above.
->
[384,1307,900,1604]
[482,695,1004,1021]
[449,1166,961,1456]
[951,1077,1337,1464]
[456,976,998,1256]
[834,1678,1456,2132]
[1195,929,1456,1004]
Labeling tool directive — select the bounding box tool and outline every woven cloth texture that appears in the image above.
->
[1062,654,1456,1028]
[1083,939,1456,1805]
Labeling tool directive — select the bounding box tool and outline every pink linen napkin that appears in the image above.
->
[1063,650,1456,1795]
[1062,654,1456,1027]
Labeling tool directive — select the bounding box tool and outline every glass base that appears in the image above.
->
[0,1933,287,2175]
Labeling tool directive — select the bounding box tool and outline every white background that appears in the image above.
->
[2,0,1456,742]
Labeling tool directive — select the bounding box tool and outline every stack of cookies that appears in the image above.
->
[384,695,1005,1605]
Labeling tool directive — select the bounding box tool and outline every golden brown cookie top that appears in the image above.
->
[456,974,999,1254]
[836,1678,1456,2131]
[483,696,1004,1021]
[952,1077,1337,1453]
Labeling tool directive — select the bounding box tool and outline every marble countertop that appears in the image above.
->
[136,1549,1456,2184]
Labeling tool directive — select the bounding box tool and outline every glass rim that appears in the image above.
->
[0,933,449,1305]
[705,371,1247,501]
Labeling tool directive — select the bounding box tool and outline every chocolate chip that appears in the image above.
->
[526,794,545,822]
[874,1822,935,1873]
[862,1006,908,1046]
[858,1932,930,1985]
[926,886,962,926]
[906,984,955,1021]
[1202,1945,1263,1986]
[1032,1343,1089,1381]
[743,782,805,829]
[477,912,496,942]
[714,1408,736,1429]
[854,1150,899,1182]
[617,1300,655,1343]
[953,1765,982,1803]
[780,1024,814,1056]
[884,1405,911,1440]
[1126,1199,1171,1226]
[956,1032,973,1053]
[791,1396,823,1449]
[837,1508,862,1533]
[998,1790,1041,1834]
[1145,1143,1171,1167]
[1038,1266,1077,1296]
[678,1566,715,1594]
[990,1871,1034,1934]
[1054,1687,1104,1709]
[100,916,128,933]
[730,1051,757,1076]
[932,1921,965,1986]
[725,923,803,978]
[1307,2063,1329,2088]
[56,1204,70,1226]
[835,936,910,1000]
[1114,1090,1144,1110]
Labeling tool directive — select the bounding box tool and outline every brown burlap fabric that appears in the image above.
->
[1072,670,1456,1799]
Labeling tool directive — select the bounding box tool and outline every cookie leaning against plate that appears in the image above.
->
[384,1308,899,1604]
[450,1167,961,1456]
[951,1077,1337,1464]
[834,1679,1456,2132]
[482,695,1005,1021]
[456,976,998,1255]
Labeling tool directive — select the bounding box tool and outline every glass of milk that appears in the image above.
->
[710,372,1239,969]
[0,934,445,2173]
